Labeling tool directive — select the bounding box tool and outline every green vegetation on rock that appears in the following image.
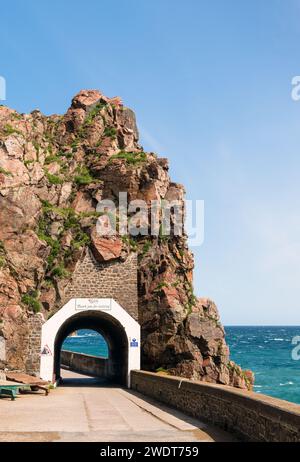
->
[0,256,6,268]
[110,151,147,165]
[74,166,95,185]
[103,126,117,139]
[0,167,12,176]
[21,292,41,313]
[45,171,64,185]
[2,123,22,136]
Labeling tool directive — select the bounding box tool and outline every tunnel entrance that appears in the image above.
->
[40,299,140,387]
[60,329,109,385]
[55,311,128,385]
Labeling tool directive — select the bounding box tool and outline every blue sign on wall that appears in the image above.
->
[130,338,139,348]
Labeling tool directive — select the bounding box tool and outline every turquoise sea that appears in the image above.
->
[63,326,300,405]
[226,326,300,405]
[63,330,109,358]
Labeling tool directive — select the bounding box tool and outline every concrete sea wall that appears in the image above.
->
[131,370,300,442]
[61,350,111,378]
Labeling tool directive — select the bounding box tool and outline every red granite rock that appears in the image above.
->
[0,91,253,389]
[91,228,122,262]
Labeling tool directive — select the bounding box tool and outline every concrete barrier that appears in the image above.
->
[61,350,111,378]
[131,370,300,442]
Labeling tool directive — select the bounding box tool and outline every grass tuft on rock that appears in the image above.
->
[74,166,94,185]
[21,292,41,313]
[110,151,147,166]
[45,171,64,185]
[0,167,13,176]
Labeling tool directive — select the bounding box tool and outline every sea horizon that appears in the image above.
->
[225,325,300,327]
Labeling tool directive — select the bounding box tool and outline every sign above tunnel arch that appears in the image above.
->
[75,298,112,311]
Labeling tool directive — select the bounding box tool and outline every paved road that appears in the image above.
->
[0,370,236,442]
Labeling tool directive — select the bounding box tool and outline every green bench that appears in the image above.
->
[0,380,26,401]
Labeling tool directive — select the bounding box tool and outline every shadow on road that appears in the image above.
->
[59,368,117,388]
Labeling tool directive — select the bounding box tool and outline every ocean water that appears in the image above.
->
[63,329,109,358]
[62,326,300,405]
[226,326,300,405]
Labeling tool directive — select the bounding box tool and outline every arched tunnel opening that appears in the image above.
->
[62,329,109,358]
[54,310,128,386]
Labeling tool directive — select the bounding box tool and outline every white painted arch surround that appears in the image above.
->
[40,298,140,387]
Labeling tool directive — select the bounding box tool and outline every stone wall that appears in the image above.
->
[22,251,138,377]
[62,250,138,321]
[25,314,44,375]
[61,350,112,378]
[131,370,300,442]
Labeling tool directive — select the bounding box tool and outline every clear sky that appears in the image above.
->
[1,0,300,325]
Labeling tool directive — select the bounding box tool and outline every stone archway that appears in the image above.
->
[40,298,140,387]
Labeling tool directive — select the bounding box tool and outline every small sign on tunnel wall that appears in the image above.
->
[41,345,52,356]
[130,338,139,348]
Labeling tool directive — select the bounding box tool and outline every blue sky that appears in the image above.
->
[1,0,300,324]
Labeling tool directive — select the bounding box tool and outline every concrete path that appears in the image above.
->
[0,370,236,442]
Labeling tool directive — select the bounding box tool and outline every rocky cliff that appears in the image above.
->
[0,90,253,389]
